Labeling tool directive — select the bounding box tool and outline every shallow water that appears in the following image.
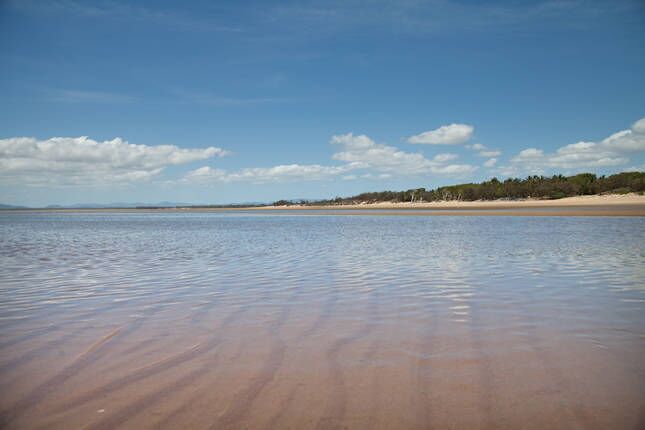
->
[0,212,643,429]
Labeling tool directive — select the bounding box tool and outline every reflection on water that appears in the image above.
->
[0,212,644,429]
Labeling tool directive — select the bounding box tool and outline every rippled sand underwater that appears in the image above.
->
[0,212,644,429]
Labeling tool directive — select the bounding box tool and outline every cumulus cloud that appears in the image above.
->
[182,166,228,183]
[503,118,645,174]
[183,132,478,184]
[515,148,544,160]
[229,164,357,182]
[483,158,497,167]
[479,150,501,157]
[0,136,228,185]
[183,163,359,184]
[331,133,430,174]
[432,153,459,163]
[631,118,645,134]
[331,133,475,175]
[431,164,479,175]
[469,142,501,157]
[408,123,474,145]
[360,173,393,179]
[2,131,480,188]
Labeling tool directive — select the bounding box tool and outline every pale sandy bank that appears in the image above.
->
[257,193,645,210]
[3,193,644,216]
[248,193,645,216]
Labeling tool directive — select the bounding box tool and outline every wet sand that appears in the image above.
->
[0,213,643,429]
[1,301,643,429]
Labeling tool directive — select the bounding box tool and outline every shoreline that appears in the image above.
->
[260,193,645,210]
[2,194,645,216]
[255,193,645,216]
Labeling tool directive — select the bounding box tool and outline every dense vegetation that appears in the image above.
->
[274,172,645,206]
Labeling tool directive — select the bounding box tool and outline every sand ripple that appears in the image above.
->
[0,212,643,429]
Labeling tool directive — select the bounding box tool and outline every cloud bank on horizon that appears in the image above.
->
[1,119,643,190]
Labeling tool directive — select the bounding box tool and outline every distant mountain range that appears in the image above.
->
[0,204,28,209]
[0,201,270,209]
[45,201,192,209]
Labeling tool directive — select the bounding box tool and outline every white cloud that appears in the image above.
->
[631,118,645,134]
[331,133,474,175]
[515,148,544,159]
[504,118,645,174]
[432,153,458,163]
[182,166,228,183]
[3,131,480,188]
[600,128,645,152]
[431,164,478,175]
[0,136,228,185]
[483,158,497,167]
[360,173,395,180]
[332,133,429,173]
[227,163,356,183]
[183,132,478,184]
[479,150,501,157]
[468,142,501,157]
[408,123,474,145]
[183,163,357,184]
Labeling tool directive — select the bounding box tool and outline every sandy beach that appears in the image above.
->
[249,194,645,216]
[258,193,645,210]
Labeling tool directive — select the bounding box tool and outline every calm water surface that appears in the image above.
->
[0,212,644,429]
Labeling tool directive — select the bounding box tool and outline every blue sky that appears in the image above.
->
[1,0,644,206]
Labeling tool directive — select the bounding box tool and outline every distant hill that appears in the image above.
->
[1,201,272,209]
[44,201,192,209]
[0,204,28,209]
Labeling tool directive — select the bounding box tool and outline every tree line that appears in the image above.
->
[273,171,645,206]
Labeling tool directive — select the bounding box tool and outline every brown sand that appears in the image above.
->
[0,300,643,429]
